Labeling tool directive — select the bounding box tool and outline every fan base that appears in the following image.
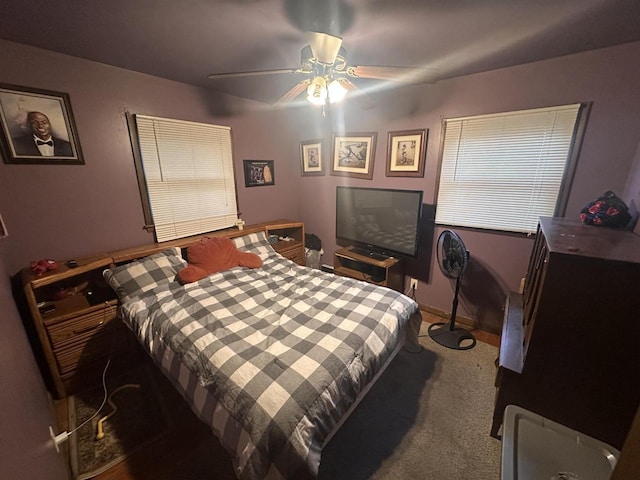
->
[427,322,477,350]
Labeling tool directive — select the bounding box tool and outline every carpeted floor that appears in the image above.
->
[75,321,502,479]
[319,321,502,479]
[68,366,172,479]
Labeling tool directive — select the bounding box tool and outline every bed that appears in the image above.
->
[104,230,421,479]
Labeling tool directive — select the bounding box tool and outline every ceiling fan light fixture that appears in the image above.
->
[306,31,343,65]
[307,76,327,105]
[327,79,347,103]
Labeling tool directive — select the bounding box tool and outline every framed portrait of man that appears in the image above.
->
[0,83,84,165]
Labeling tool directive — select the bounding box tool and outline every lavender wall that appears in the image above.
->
[0,249,68,479]
[293,41,640,332]
[0,39,303,276]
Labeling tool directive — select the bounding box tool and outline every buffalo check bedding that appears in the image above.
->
[112,231,420,479]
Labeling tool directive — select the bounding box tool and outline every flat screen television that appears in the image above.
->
[336,186,423,258]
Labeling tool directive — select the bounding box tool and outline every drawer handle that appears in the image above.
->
[72,321,104,335]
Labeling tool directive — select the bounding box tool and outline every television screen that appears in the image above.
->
[336,186,423,258]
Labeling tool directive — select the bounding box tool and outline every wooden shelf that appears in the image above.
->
[41,297,118,326]
[26,255,112,289]
[334,246,403,291]
[266,222,305,266]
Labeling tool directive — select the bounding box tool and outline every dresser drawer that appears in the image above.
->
[53,325,129,375]
[46,307,118,349]
[273,239,305,266]
[286,250,306,266]
[275,247,305,266]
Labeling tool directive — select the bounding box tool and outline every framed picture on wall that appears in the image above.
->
[243,159,275,187]
[300,139,324,176]
[330,132,377,180]
[386,129,428,177]
[0,83,84,165]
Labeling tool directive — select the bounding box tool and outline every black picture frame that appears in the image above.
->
[0,83,84,165]
[243,160,275,187]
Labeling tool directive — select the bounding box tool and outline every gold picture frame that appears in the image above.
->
[386,129,428,177]
[330,132,377,180]
[300,139,324,176]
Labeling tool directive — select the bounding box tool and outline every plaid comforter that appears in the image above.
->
[120,232,419,479]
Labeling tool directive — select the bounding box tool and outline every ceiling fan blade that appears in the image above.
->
[306,31,342,64]
[208,68,302,80]
[335,78,375,110]
[273,79,312,106]
[347,65,439,84]
[335,77,357,91]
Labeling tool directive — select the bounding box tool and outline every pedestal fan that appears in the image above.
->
[428,230,476,350]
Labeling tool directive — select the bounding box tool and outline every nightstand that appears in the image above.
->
[21,255,132,398]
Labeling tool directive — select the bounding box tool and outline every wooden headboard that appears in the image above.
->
[110,222,269,264]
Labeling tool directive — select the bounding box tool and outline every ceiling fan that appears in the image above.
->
[207,32,438,108]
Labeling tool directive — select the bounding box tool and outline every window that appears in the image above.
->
[130,114,238,242]
[435,104,586,233]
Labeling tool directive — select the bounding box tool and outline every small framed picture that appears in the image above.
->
[386,129,428,177]
[330,132,377,180]
[0,83,84,165]
[243,160,275,187]
[300,139,324,176]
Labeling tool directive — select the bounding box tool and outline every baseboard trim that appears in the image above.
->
[418,303,501,347]
[418,303,475,328]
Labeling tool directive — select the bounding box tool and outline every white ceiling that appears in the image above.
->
[1,0,639,104]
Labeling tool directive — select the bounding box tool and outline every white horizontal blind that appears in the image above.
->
[135,115,238,242]
[436,104,581,233]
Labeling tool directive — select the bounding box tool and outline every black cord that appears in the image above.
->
[404,284,417,300]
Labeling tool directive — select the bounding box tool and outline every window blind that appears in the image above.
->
[435,104,582,233]
[134,115,238,242]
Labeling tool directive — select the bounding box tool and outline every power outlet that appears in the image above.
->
[409,277,418,290]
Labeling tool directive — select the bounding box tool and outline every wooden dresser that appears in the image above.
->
[492,217,640,449]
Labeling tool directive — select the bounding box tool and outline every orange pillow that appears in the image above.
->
[177,237,262,284]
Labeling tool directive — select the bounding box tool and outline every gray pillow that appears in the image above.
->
[104,247,187,303]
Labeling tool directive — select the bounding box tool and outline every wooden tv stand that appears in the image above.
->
[333,246,404,292]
